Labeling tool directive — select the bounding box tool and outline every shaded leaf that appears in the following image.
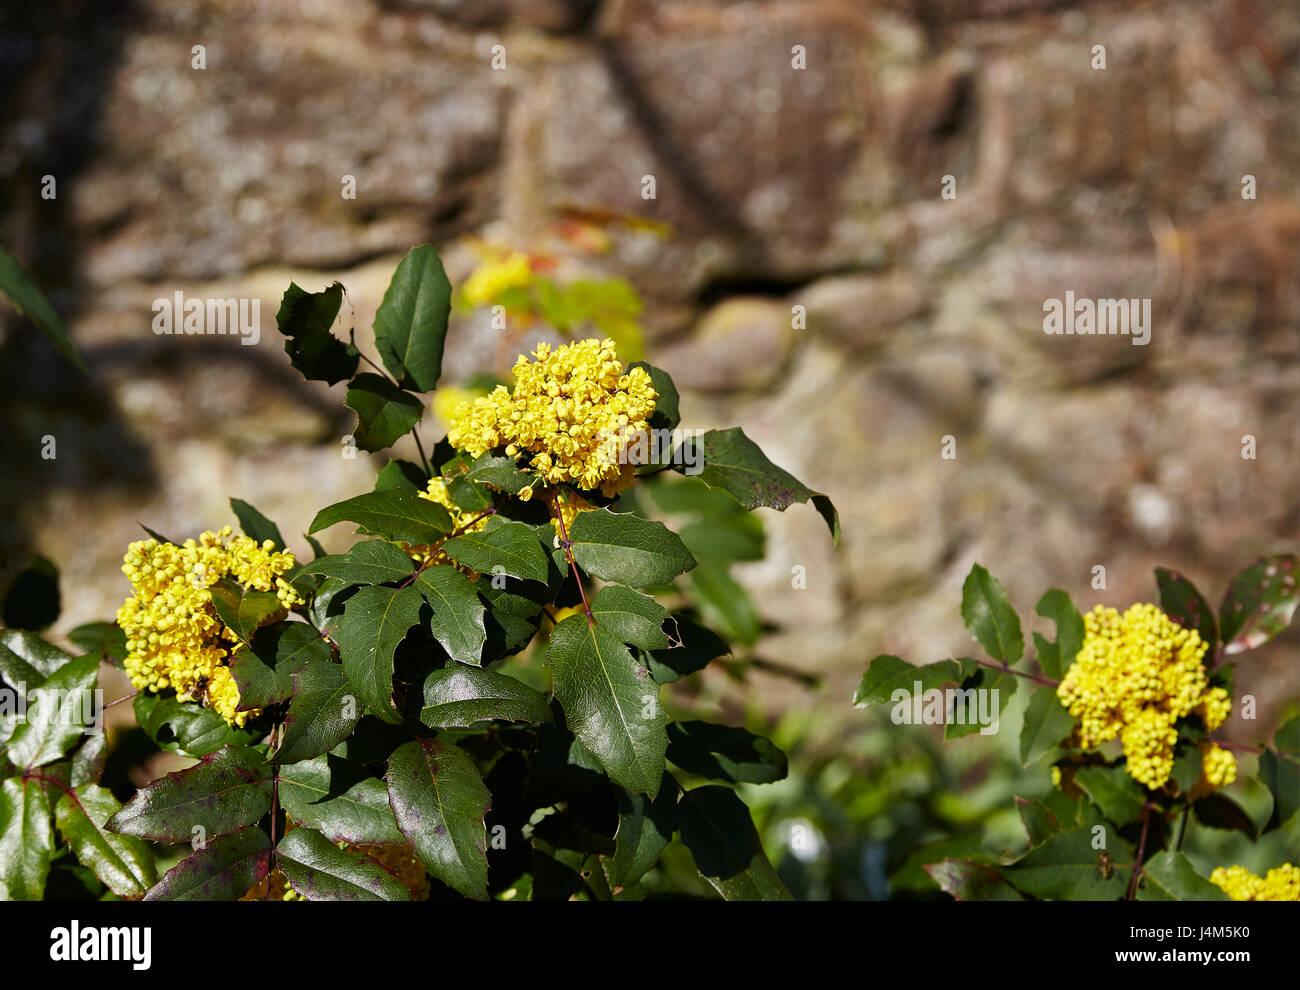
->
[208,578,285,646]
[275,281,357,385]
[273,660,362,766]
[277,827,410,901]
[6,652,99,769]
[0,776,53,900]
[1002,825,1132,900]
[55,783,156,898]
[230,498,286,551]
[1137,851,1228,901]
[590,585,671,651]
[1074,764,1148,826]
[418,665,552,728]
[926,859,1024,901]
[1155,568,1217,652]
[144,826,272,901]
[335,585,423,724]
[277,754,403,845]
[0,246,86,372]
[444,522,549,584]
[677,785,792,901]
[345,372,424,452]
[414,566,487,667]
[610,775,678,888]
[1019,687,1075,767]
[666,721,788,784]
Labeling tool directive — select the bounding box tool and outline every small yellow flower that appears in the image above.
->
[1200,743,1238,789]
[1210,863,1300,901]
[460,252,534,309]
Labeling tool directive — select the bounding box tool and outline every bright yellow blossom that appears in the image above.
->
[447,337,656,498]
[1200,743,1238,788]
[459,252,535,309]
[117,527,303,727]
[1057,603,1231,790]
[1210,863,1300,901]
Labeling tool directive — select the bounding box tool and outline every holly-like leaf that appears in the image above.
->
[374,459,429,494]
[1136,851,1229,901]
[0,628,71,679]
[1155,568,1217,652]
[590,585,671,651]
[309,490,453,545]
[1260,716,1299,827]
[1019,687,1075,767]
[413,566,487,667]
[275,281,357,385]
[464,454,537,496]
[277,827,410,901]
[0,776,53,900]
[677,785,793,901]
[133,693,262,758]
[1016,797,1063,846]
[852,655,976,709]
[666,721,788,784]
[546,614,668,798]
[644,614,729,683]
[1002,825,1132,900]
[926,859,1024,901]
[5,652,99,769]
[345,373,425,452]
[54,783,156,898]
[232,621,332,711]
[144,826,272,901]
[108,746,273,843]
[1032,588,1084,680]
[386,739,491,900]
[335,585,423,724]
[0,246,86,372]
[272,660,362,766]
[277,755,403,846]
[568,510,696,588]
[944,666,1018,739]
[208,577,285,646]
[418,665,552,728]
[677,427,838,544]
[373,244,451,392]
[229,498,286,551]
[298,541,417,587]
[610,775,678,889]
[1074,764,1148,826]
[443,522,549,584]
[961,564,1023,665]
[1219,554,1300,654]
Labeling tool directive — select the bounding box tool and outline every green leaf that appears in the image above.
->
[0,628,71,678]
[666,721,788,784]
[590,586,671,651]
[926,859,1024,901]
[418,665,551,728]
[277,827,410,901]
[231,621,332,710]
[687,561,761,647]
[334,585,423,724]
[207,577,285,646]
[0,777,53,900]
[413,566,487,667]
[345,373,425,452]
[1169,742,1204,798]
[944,666,1018,739]
[108,745,273,843]
[6,652,99,769]
[546,614,668,798]
[961,564,1024,665]
[679,427,838,545]
[275,281,357,385]
[1261,716,1299,826]
[386,738,491,900]
[677,785,793,901]
[373,244,451,392]
[464,453,537,496]
[568,509,696,588]
[309,490,452,545]
[1218,554,1300,654]
[1032,588,1084,680]
[852,655,975,708]
[1002,825,1132,900]
[144,826,272,901]
[1194,784,1275,838]
[1074,764,1148,825]
[277,755,403,845]
[229,498,286,551]
[272,660,362,766]
[443,522,548,584]
[1016,797,1063,846]
[1155,568,1217,651]
[1019,687,1075,767]
[67,622,127,664]
[1137,851,1229,901]
[1,554,60,630]
[628,362,679,432]
[54,783,156,898]
[133,692,262,758]
[610,775,678,888]
[0,246,86,372]
[374,459,428,494]
[644,614,729,683]
[298,541,416,587]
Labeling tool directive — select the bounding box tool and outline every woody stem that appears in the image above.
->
[548,487,593,626]
[975,657,1059,688]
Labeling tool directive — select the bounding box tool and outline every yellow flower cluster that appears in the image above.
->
[447,338,656,498]
[1201,743,1238,788]
[1057,603,1233,790]
[117,527,302,727]
[459,251,534,309]
[1209,864,1300,901]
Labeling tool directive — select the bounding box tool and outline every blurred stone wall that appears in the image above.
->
[1,0,1296,733]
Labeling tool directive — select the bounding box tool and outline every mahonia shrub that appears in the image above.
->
[0,244,838,902]
[853,560,1300,901]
